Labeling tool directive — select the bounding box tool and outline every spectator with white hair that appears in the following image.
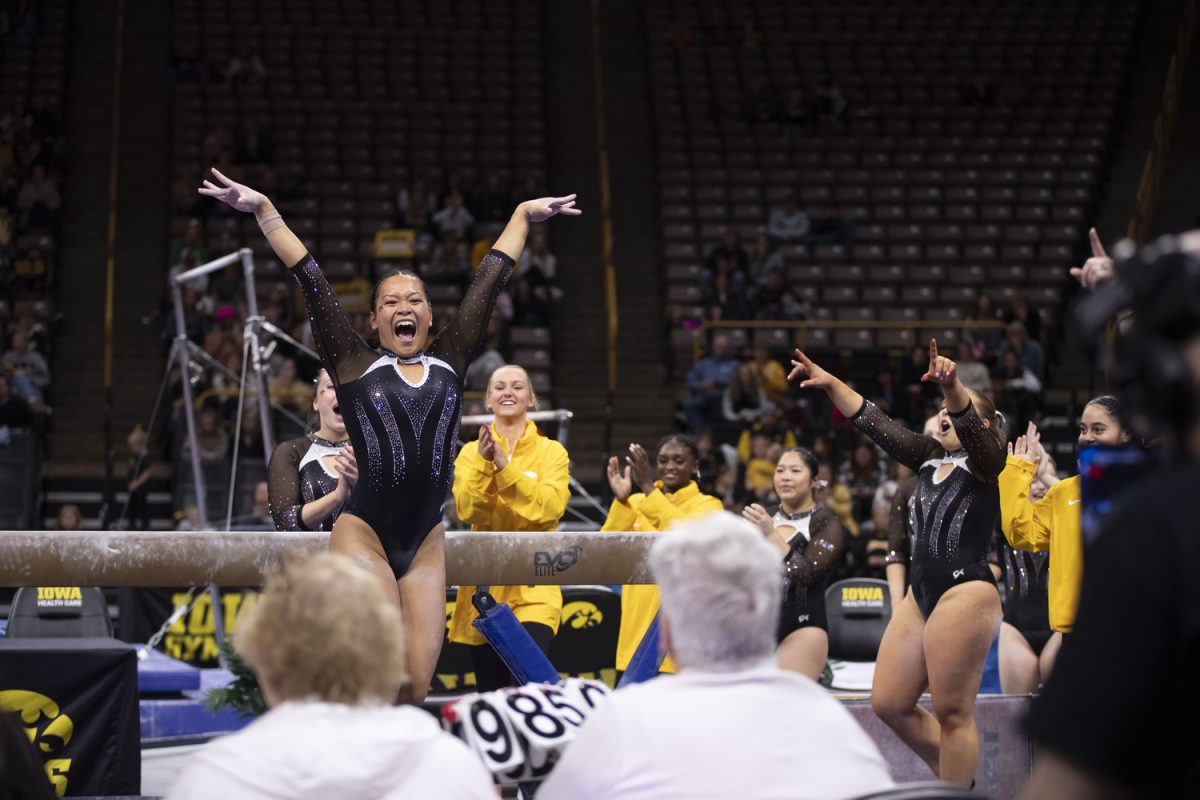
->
[167,553,493,799]
[539,512,893,800]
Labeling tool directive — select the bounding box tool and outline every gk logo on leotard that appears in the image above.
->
[952,569,965,579]
[534,546,582,577]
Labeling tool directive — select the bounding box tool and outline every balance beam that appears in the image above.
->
[0,531,655,587]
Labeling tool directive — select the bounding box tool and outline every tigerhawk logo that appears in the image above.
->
[0,690,74,796]
[534,546,582,577]
[561,601,603,629]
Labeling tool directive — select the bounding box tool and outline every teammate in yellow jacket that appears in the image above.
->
[602,434,723,674]
[450,365,570,689]
[1000,396,1132,640]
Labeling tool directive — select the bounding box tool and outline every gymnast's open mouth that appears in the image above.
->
[394,319,417,345]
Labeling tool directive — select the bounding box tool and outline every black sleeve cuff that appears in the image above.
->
[486,248,516,267]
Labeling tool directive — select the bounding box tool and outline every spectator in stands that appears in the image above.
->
[235,403,266,457]
[1,330,49,407]
[750,345,789,406]
[955,340,991,394]
[204,306,242,363]
[469,224,502,277]
[706,227,750,275]
[723,362,773,424]
[703,271,750,321]
[838,438,887,522]
[751,266,787,319]
[540,513,894,800]
[432,191,474,241]
[742,436,781,505]
[517,229,559,299]
[684,334,739,432]
[15,164,59,227]
[735,408,797,465]
[0,372,33,435]
[966,291,1003,358]
[169,218,208,268]
[1002,289,1042,343]
[269,358,310,418]
[746,232,784,287]
[168,553,494,799]
[996,320,1045,381]
[780,289,810,321]
[126,425,152,531]
[510,273,552,327]
[0,205,13,257]
[997,350,1042,437]
[56,503,83,531]
[186,405,229,462]
[767,194,810,242]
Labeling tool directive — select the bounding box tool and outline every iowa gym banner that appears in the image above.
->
[0,637,140,796]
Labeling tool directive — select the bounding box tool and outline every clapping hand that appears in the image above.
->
[606,456,633,502]
[741,503,775,538]
[334,446,358,499]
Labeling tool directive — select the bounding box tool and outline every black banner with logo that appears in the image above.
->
[0,637,140,797]
[118,587,259,668]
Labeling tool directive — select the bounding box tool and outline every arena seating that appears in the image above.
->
[647,0,1136,367]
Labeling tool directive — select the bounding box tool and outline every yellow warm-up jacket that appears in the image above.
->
[449,420,570,646]
[601,480,723,672]
[999,457,1082,633]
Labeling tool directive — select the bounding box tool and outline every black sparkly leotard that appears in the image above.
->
[776,505,844,639]
[292,249,513,576]
[267,434,348,532]
[852,400,1004,618]
[996,536,1053,654]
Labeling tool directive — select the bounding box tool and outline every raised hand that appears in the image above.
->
[606,455,633,502]
[788,349,836,389]
[741,503,775,538]
[1007,430,1042,466]
[627,443,656,495]
[197,167,269,213]
[522,194,582,223]
[1070,228,1115,291]
[477,425,496,462]
[920,339,958,386]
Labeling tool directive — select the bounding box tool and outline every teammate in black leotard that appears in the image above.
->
[267,368,358,532]
[789,340,1005,788]
[743,447,843,680]
[199,168,579,702]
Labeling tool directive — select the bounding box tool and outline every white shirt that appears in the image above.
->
[167,701,495,800]
[539,662,894,800]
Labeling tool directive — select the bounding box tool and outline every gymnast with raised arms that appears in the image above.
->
[200,168,579,702]
[789,339,1005,787]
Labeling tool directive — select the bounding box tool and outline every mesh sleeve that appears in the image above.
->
[851,400,940,472]
[431,249,515,376]
[267,438,308,532]
[886,475,917,565]
[783,507,844,591]
[290,254,376,386]
[950,400,1006,482]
